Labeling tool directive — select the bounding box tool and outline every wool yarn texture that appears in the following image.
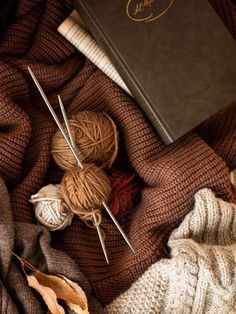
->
[30,184,74,231]
[108,169,141,216]
[61,164,111,227]
[51,111,119,172]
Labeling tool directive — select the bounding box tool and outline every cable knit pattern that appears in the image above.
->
[105,189,236,313]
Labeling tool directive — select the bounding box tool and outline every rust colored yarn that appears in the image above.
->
[51,111,119,171]
[61,164,111,227]
[108,169,141,216]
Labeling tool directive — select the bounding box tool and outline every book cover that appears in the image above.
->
[74,0,236,144]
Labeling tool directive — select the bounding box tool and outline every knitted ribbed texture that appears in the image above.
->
[0,0,235,305]
[105,189,236,314]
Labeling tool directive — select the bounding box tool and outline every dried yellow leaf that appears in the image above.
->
[35,271,89,314]
[59,275,89,314]
[27,275,65,314]
[12,253,89,314]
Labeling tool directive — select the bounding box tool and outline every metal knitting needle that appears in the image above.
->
[58,95,84,170]
[58,95,109,264]
[28,66,135,253]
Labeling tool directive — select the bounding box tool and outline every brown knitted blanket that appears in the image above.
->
[0,0,235,306]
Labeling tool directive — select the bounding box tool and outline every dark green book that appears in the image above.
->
[74,0,236,144]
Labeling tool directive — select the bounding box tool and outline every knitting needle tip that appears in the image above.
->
[93,213,109,264]
[102,201,135,253]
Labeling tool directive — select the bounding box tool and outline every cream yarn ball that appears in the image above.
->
[30,184,74,231]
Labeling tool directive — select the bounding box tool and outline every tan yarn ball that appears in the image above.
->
[30,184,74,231]
[51,111,119,172]
[61,164,111,227]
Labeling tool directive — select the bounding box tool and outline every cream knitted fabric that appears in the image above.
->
[105,189,236,314]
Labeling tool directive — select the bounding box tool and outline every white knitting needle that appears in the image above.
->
[27,67,135,253]
[58,95,109,264]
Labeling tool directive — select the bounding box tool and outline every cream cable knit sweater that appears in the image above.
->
[105,189,236,314]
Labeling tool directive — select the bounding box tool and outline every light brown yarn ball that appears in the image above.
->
[61,164,111,226]
[51,111,119,172]
[30,184,74,231]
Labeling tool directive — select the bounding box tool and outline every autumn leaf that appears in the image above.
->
[27,275,65,314]
[35,271,89,314]
[13,252,89,314]
[56,275,89,314]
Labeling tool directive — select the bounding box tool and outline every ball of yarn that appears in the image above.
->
[51,111,119,172]
[108,169,141,216]
[30,184,74,231]
[61,164,111,227]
